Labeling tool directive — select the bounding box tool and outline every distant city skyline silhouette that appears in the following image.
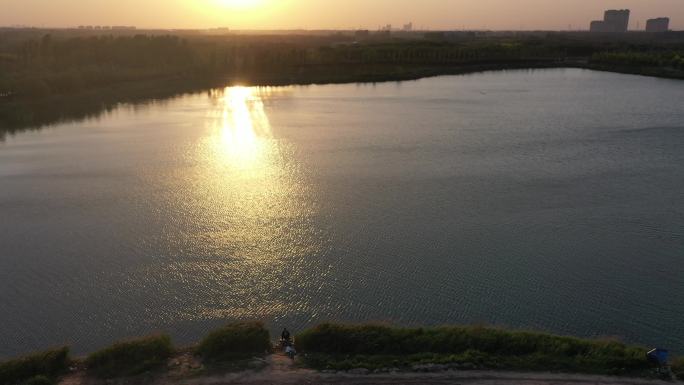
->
[2,0,682,30]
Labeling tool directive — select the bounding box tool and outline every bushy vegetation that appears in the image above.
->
[592,51,684,70]
[0,347,70,385]
[84,334,173,378]
[673,357,684,379]
[197,322,271,362]
[296,323,652,375]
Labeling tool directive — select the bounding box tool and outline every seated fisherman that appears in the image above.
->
[281,328,291,343]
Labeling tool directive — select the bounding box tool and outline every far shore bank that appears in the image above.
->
[3,29,684,134]
[2,61,683,135]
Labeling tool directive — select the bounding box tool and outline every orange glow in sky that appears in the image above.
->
[2,0,682,30]
[212,0,264,9]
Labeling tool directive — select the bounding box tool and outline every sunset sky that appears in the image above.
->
[2,0,682,30]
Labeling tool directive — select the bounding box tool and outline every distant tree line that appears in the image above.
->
[1,34,201,97]
[1,31,683,101]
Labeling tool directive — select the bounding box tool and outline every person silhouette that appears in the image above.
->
[281,328,291,342]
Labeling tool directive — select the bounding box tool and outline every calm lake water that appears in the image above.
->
[1,68,683,357]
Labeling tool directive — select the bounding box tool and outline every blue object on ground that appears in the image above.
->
[647,348,669,365]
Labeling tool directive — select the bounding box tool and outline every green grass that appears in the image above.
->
[0,347,70,385]
[196,322,271,363]
[296,323,652,376]
[84,334,174,378]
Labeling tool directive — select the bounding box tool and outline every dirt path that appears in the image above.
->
[179,369,678,385]
[266,352,300,373]
[59,353,679,385]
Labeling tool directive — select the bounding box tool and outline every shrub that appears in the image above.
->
[673,357,684,379]
[296,323,650,375]
[85,334,173,378]
[197,322,270,362]
[0,347,70,385]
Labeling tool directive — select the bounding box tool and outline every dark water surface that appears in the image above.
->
[1,69,683,357]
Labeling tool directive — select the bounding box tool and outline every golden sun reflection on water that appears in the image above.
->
[145,86,323,323]
[200,86,306,249]
[210,86,273,172]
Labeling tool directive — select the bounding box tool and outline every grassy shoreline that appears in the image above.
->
[296,323,663,377]
[1,322,681,384]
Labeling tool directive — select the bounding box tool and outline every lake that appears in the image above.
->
[1,68,683,357]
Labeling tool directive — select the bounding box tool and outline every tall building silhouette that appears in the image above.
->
[590,9,630,32]
[646,18,670,32]
[604,10,630,32]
